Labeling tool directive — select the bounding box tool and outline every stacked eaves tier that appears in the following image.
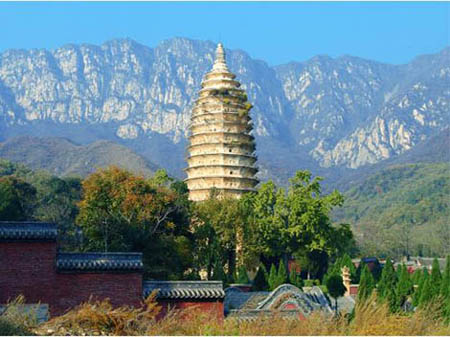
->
[185,43,258,201]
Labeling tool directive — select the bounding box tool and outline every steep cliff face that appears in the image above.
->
[0,38,448,178]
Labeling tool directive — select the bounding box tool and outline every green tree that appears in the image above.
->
[253,264,269,291]
[268,263,278,291]
[326,274,346,315]
[212,259,227,286]
[440,255,450,298]
[377,258,398,311]
[274,259,288,289]
[396,264,413,310]
[236,265,250,284]
[430,258,442,298]
[358,264,375,302]
[247,171,349,276]
[413,269,429,307]
[0,176,36,221]
[419,276,433,307]
[289,268,304,289]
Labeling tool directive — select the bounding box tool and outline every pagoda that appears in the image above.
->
[185,43,258,201]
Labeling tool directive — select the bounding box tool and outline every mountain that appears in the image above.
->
[333,162,450,257]
[0,38,448,183]
[0,136,159,177]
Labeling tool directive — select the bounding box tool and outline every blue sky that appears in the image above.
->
[0,2,448,65]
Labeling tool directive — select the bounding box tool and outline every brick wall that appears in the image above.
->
[0,241,57,305]
[0,240,143,317]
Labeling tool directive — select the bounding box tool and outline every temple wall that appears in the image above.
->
[0,239,143,317]
[0,241,57,305]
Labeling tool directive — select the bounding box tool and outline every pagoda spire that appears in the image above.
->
[211,43,229,73]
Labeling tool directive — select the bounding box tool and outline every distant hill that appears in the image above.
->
[333,162,450,257]
[0,136,160,177]
[329,127,450,193]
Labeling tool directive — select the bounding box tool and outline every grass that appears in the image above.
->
[3,294,449,336]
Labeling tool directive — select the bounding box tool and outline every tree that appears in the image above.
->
[246,171,349,275]
[77,167,192,279]
[326,274,346,315]
[253,264,269,291]
[274,259,288,288]
[236,265,250,284]
[358,264,375,302]
[0,176,36,221]
[268,264,278,291]
[191,195,247,280]
[377,258,398,311]
[289,268,304,289]
[396,264,413,310]
[413,269,429,307]
[419,276,433,307]
[430,258,442,298]
[440,255,450,299]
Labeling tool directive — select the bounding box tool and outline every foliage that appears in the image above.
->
[413,268,429,307]
[268,264,278,291]
[430,258,442,298]
[326,274,346,315]
[334,163,450,258]
[0,296,37,336]
[395,264,413,310]
[377,258,397,311]
[440,255,450,298]
[236,265,250,284]
[76,166,192,279]
[358,264,375,302]
[252,264,269,291]
[245,171,350,280]
[289,268,304,289]
[325,253,357,285]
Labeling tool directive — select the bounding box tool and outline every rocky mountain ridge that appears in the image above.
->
[0,38,448,179]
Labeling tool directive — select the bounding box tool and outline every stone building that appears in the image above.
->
[185,43,258,201]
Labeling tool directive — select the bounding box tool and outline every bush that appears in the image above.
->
[0,295,37,336]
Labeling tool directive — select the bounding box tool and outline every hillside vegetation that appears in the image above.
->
[0,136,159,177]
[334,162,450,257]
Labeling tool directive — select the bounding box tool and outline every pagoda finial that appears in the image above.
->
[212,43,229,72]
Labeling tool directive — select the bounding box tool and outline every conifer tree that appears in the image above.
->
[289,268,304,289]
[412,268,422,285]
[253,263,269,291]
[419,276,433,307]
[212,259,227,286]
[273,259,288,289]
[377,258,397,302]
[358,264,375,302]
[413,268,428,307]
[440,255,450,299]
[430,258,442,298]
[268,263,278,290]
[396,264,413,310]
[236,264,250,284]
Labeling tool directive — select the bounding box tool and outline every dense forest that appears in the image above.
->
[334,163,450,258]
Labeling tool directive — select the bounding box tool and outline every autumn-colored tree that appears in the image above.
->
[77,166,192,279]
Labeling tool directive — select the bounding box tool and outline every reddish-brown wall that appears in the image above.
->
[52,272,143,316]
[0,241,57,305]
[0,241,142,317]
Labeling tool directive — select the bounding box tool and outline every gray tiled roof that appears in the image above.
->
[57,252,143,272]
[143,281,225,300]
[0,222,57,241]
